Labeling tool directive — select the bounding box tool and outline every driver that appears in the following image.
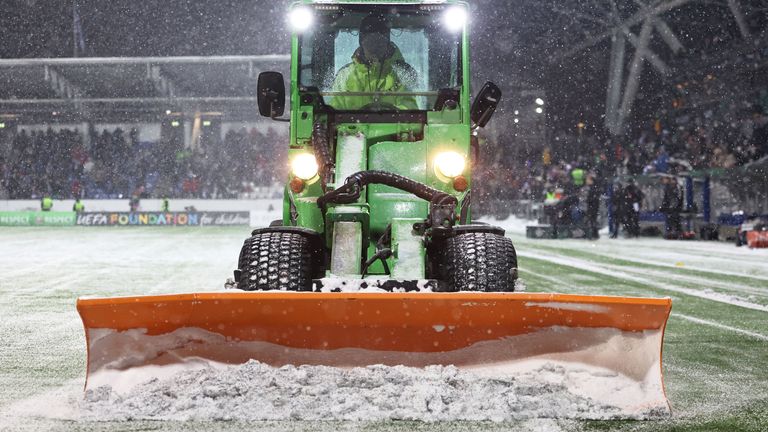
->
[329,14,418,111]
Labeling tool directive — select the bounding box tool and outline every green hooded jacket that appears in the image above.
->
[41,196,53,211]
[570,168,585,187]
[329,44,419,111]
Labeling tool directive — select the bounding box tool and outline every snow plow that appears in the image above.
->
[78,0,672,417]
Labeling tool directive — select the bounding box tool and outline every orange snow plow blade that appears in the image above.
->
[78,292,672,414]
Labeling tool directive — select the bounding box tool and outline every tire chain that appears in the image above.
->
[438,232,518,292]
[237,232,314,291]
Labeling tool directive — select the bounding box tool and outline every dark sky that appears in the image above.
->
[0,0,292,58]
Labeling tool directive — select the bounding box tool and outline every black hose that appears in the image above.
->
[313,122,334,186]
[459,191,471,224]
[317,170,457,210]
[377,223,392,250]
[361,248,392,277]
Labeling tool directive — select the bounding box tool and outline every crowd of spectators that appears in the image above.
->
[473,90,767,220]
[611,33,768,176]
[0,125,287,200]
[475,31,768,216]
[475,43,768,213]
[613,100,768,176]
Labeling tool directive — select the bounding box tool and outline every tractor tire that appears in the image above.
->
[237,231,315,291]
[436,232,518,292]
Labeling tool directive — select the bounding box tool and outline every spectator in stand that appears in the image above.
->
[129,186,144,212]
[570,164,585,187]
[1,125,288,200]
[652,146,669,174]
[711,146,737,168]
[624,148,644,176]
[71,178,83,199]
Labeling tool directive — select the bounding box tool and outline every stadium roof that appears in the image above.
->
[0,55,289,123]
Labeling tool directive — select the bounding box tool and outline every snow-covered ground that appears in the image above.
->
[0,221,766,431]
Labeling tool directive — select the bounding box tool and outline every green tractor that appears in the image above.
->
[235,0,517,292]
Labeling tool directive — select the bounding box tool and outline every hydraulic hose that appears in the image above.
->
[312,122,334,186]
[317,170,457,210]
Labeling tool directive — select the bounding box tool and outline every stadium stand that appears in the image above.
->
[0,125,286,200]
[0,56,289,200]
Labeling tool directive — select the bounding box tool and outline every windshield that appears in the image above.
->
[298,7,462,111]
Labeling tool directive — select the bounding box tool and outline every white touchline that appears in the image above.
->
[570,249,768,284]
[673,313,768,342]
[597,261,768,299]
[518,251,768,313]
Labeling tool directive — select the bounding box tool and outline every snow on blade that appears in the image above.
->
[81,325,670,421]
[80,360,668,422]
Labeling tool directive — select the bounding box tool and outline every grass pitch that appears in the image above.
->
[0,227,766,431]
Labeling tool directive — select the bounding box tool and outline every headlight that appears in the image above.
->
[434,151,466,178]
[290,153,319,180]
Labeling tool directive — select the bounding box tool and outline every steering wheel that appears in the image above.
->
[360,101,400,112]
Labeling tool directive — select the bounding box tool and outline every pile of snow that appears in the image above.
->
[79,360,668,422]
[479,215,532,235]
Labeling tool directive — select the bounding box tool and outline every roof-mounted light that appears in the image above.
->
[288,6,313,33]
[443,5,468,32]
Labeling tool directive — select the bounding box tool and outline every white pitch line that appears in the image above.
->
[597,261,768,299]
[571,248,768,284]
[518,245,768,298]
[520,267,768,343]
[519,251,768,313]
[673,313,768,342]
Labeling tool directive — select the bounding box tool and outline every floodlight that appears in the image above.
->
[443,6,467,32]
[289,6,313,33]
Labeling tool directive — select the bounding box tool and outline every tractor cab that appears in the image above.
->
[298,4,465,113]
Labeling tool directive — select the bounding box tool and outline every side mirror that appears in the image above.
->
[257,71,286,118]
[470,81,501,128]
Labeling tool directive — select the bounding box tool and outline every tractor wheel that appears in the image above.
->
[436,232,518,292]
[236,231,315,291]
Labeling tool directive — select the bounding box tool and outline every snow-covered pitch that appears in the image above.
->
[0,217,766,431]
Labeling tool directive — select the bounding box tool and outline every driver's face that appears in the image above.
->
[361,33,389,62]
